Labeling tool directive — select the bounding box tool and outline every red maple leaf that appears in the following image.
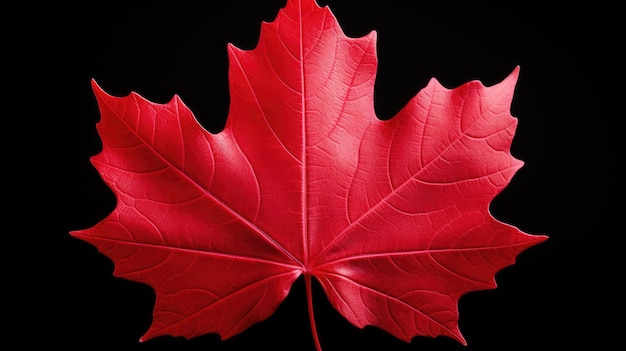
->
[71,0,547,349]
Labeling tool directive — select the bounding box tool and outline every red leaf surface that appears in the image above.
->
[71,0,547,349]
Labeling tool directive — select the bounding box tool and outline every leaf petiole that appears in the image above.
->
[305,274,323,351]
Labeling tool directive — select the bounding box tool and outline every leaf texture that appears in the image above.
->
[71,0,547,348]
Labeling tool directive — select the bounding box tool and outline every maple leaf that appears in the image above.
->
[71,0,548,349]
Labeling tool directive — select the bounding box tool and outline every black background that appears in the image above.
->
[12,1,621,350]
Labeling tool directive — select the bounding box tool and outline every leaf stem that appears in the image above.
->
[305,274,323,351]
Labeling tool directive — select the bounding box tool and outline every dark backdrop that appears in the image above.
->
[12,1,621,350]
